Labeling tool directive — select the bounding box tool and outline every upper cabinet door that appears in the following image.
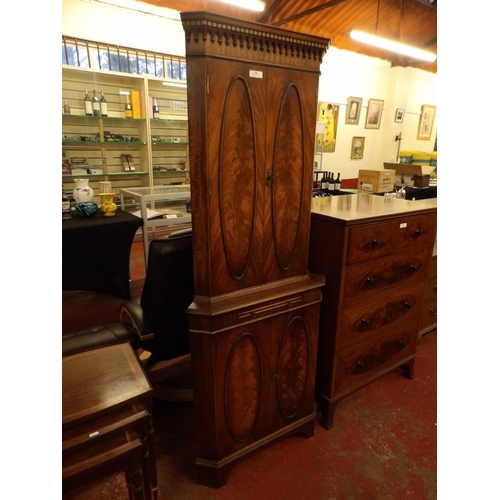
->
[263,68,320,283]
[182,11,329,298]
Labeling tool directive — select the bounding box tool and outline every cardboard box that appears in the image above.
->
[384,162,435,187]
[357,169,395,193]
[131,90,141,119]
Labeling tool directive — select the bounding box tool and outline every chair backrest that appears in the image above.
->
[140,228,194,360]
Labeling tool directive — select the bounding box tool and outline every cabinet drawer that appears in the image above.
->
[343,247,431,307]
[348,221,397,263]
[395,214,436,251]
[419,295,437,332]
[333,327,417,397]
[338,283,424,349]
[347,214,436,264]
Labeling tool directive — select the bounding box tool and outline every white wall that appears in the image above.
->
[62,0,437,181]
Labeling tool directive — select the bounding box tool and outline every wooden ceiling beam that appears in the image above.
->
[269,0,347,27]
[259,0,286,23]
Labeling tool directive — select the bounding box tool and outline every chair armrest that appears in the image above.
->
[119,298,155,343]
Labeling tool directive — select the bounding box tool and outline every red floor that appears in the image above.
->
[62,241,437,499]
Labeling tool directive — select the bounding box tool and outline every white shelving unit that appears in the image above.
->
[62,66,190,205]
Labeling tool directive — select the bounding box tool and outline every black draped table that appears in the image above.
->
[62,210,143,299]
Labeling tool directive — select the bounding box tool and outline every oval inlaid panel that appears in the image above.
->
[225,333,262,442]
[272,84,304,270]
[219,76,257,280]
[277,316,309,419]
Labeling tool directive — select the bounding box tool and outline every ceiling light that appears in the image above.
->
[217,0,265,12]
[350,30,436,63]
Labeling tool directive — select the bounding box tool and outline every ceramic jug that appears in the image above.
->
[73,178,94,204]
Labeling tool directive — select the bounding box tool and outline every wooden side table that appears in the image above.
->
[62,342,157,499]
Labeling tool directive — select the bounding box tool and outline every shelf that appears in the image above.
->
[63,172,149,179]
[63,141,146,146]
[151,141,189,146]
[62,114,145,123]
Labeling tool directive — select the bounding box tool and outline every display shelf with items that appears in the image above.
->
[63,66,190,208]
[119,185,192,266]
[148,79,189,187]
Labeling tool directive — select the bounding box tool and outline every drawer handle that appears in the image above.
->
[397,340,407,347]
[271,370,279,380]
[430,309,437,316]
[409,264,418,271]
[415,229,424,236]
[403,301,413,309]
[372,239,382,247]
[361,318,371,326]
[266,170,274,188]
[365,277,375,285]
[356,361,365,369]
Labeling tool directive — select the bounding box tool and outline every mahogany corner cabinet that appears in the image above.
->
[180,11,330,487]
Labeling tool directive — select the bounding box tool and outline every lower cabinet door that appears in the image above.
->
[198,303,320,460]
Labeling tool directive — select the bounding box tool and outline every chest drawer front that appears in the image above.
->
[333,327,417,397]
[343,246,431,307]
[348,221,397,264]
[338,283,424,349]
[395,213,437,250]
[347,214,436,264]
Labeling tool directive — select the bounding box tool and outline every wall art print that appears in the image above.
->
[316,102,339,152]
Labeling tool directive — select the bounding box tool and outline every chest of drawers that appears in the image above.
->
[308,194,437,429]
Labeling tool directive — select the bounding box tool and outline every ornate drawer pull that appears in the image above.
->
[415,229,424,236]
[397,340,407,347]
[409,264,418,271]
[356,361,365,369]
[403,301,413,308]
[271,370,279,380]
[365,277,375,285]
[430,309,437,315]
[361,318,371,326]
[372,239,382,247]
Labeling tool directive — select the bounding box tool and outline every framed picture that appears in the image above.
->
[316,102,339,152]
[395,108,405,123]
[345,97,362,125]
[351,137,365,159]
[417,104,436,140]
[365,99,384,129]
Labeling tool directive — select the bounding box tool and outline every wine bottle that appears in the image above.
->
[321,172,327,191]
[62,188,72,220]
[153,97,160,119]
[84,89,92,116]
[63,99,71,114]
[328,171,335,193]
[334,172,341,191]
[100,92,108,117]
[92,90,101,116]
[125,94,133,118]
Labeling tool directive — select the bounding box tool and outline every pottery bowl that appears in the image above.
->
[75,202,99,217]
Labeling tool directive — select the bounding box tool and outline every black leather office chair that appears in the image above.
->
[62,228,195,401]
[120,228,194,401]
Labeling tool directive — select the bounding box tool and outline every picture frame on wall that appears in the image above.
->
[345,97,362,125]
[365,99,384,129]
[417,104,436,140]
[317,102,339,152]
[351,137,365,159]
[395,108,405,123]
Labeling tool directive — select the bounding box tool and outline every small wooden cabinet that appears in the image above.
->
[181,12,330,487]
[308,194,437,430]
